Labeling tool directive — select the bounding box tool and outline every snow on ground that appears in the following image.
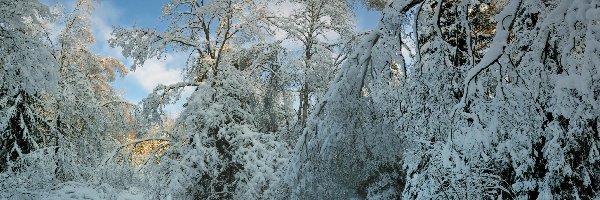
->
[7,182,146,200]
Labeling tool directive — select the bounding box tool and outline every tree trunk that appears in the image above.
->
[299,83,309,128]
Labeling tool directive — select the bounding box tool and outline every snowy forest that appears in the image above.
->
[1,0,599,199]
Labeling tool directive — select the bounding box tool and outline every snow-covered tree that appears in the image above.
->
[0,1,137,197]
[279,1,413,197]
[448,0,599,198]
[1,0,597,199]
[0,0,60,172]
[110,0,290,198]
[272,0,355,129]
[282,0,599,199]
[244,42,295,135]
[53,0,132,183]
[395,0,600,199]
[357,0,392,11]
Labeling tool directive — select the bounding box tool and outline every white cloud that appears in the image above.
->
[90,0,131,65]
[129,53,187,92]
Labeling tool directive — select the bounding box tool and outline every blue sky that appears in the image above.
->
[43,0,381,114]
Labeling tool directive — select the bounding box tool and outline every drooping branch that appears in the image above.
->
[100,99,135,107]
[102,137,172,165]
[454,0,522,113]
